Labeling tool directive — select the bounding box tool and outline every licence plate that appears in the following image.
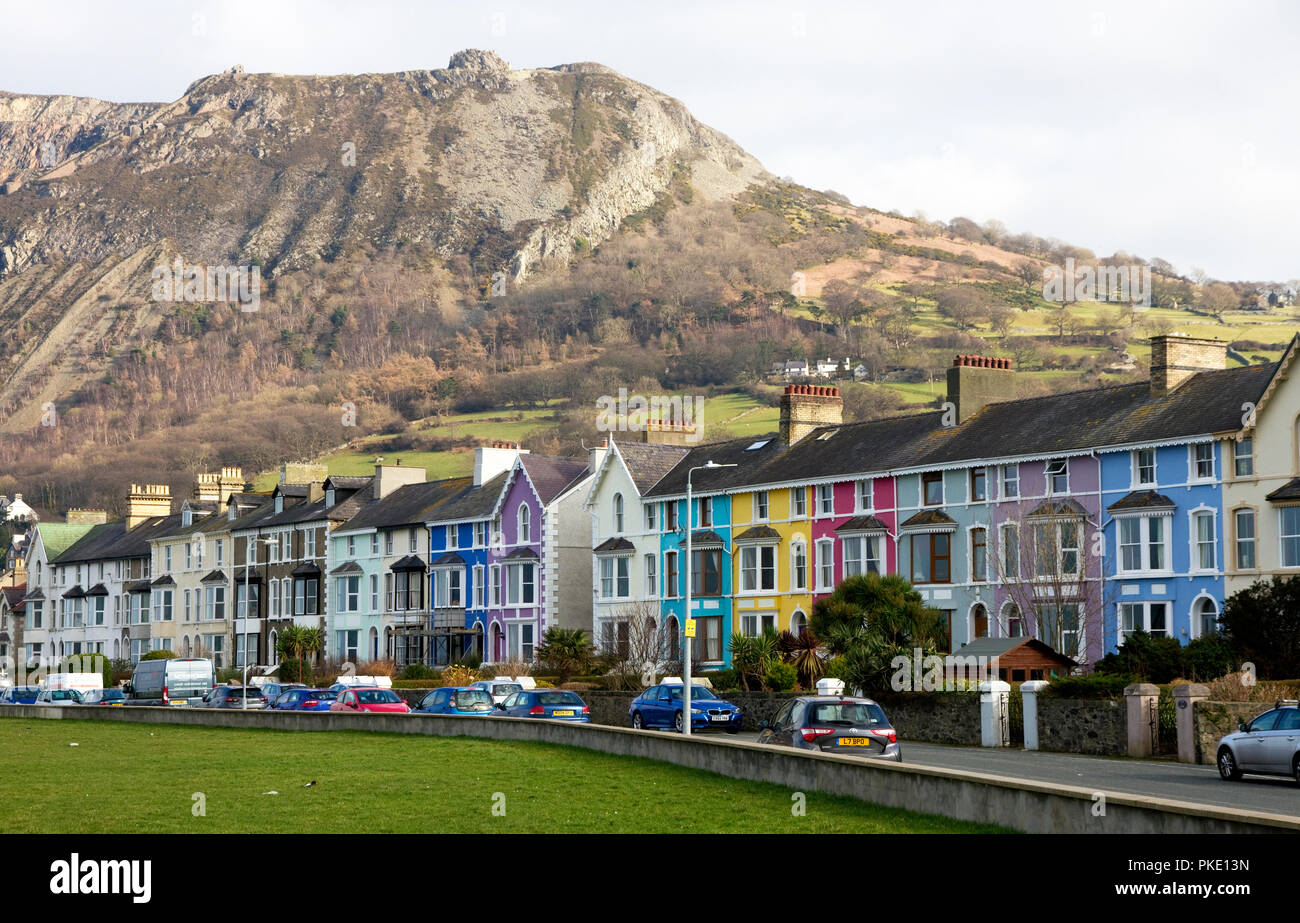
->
[552,710,574,716]
[838,737,872,746]
[712,714,731,722]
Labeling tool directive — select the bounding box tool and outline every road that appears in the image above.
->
[716,730,1300,818]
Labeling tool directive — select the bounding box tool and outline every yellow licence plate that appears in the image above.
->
[838,737,871,746]
[552,710,574,716]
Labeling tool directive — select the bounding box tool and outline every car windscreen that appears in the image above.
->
[306,690,337,701]
[49,690,80,700]
[357,690,401,704]
[536,692,583,706]
[492,683,523,696]
[810,702,887,726]
[100,690,126,700]
[667,686,715,701]
[454,690,494,709]
[226,688,263,697]
[15,687,40,697]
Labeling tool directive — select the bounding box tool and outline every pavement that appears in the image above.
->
[716,730,1300,818]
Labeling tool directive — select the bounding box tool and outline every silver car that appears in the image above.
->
[1216,701,1300,783]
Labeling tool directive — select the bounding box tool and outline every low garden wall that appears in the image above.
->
[1192,701,1265,765]
[1037,698,1127,756]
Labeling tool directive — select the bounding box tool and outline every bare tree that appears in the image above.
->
[987,500,1111,666]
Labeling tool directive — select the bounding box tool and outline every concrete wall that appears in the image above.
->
[4,705,1294,834]
[1038,698,1128,756]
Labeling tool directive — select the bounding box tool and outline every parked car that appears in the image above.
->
[78,688,128,706]
[271,688,338,711]
[126,657,215,706]
[204,686,269,709]
[629,682,742,733]
[258,682,306,703]
[330,687,410,714]
[494,689,590,722]
[34,688,84,706]
[411,687,495,716]
[469,678,525,704]
[1216,701,1300,783]
[756,695,901,761]
[0,686,41,705]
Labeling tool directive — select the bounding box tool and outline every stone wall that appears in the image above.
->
[1192,701,1263,765]
[1038,698,1127,756]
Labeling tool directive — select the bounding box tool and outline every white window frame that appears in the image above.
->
[1119,601,1170,642]
[1116,513,1173,575]
[1233,438,1254,478]
[518,505,531,544]
[1233,507,1257,571]
[791,486,807,519]
[817,484,834,517]
[739,544,777,594]
[1189,442,1215,482]
[856,480,872,513]
[790,541,808,591]
[1188,507,1217,574]
[815,538,835,591]
[1279,506,1300,569]
[1132,448,1156,487]
[753,491,769,522]
[1045,459,1069,495]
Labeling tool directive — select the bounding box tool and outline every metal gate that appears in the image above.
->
[1149,690,1178,757]
[1007,686,1024,746]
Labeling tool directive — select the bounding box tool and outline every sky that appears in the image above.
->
[2,0,1297,282]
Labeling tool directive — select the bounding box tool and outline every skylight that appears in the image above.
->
[746,439,770,451]
[817,429,839,441]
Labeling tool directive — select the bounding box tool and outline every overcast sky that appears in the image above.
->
[3,0,1297,281]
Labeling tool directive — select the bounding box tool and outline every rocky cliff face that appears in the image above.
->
[0,50,769,430]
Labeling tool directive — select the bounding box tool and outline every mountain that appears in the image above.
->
[0,50,765,429]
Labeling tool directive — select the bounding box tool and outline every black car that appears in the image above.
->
[757,695,901,761]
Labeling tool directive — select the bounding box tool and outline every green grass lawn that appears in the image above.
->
[0,720,1010,834]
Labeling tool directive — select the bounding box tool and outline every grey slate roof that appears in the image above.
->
[519,455,590,505]
[836,515,890,533]
[339,478,474,533]
[425,473,507,524]
[616,441,691,493]
[947,635,1077,666]
[1027,498,1090,517]
[1106,490,1176,513]
[733,525,782,542]
[899,509,957,529]
[644,362,1279,497]
[1266,478,1300,503]
[593,537,635,554]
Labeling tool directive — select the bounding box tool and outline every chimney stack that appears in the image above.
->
[1149,334,1226,397]
[473,441,528,486]
[946,355,1016,424]
[373,464,427,500]
[65,509,108,525]
[779,384,844,446]
[588,438,609,475]
[126,484,172,529]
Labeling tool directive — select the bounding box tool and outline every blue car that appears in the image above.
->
[0,686,40,705]
[411,686,495,716]
[629,683,742,733]
[260,682,306,703]
[271,688,337,711]
[494,689,590,722]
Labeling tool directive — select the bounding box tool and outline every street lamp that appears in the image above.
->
[241,535,276,708]
[683,461,736,736]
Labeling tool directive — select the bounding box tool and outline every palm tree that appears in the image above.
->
[535,627,593,684]
[777,629,825,688]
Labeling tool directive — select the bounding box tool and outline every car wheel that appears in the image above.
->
[632,711,644,730]
[674,711,684,733]
[1217,747,1242,781]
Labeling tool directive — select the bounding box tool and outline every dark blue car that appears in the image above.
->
[0,685,40,705]
[271,688,337,711]
[412,686,495,716]
[494,689,590,722]
[629,683,742,733]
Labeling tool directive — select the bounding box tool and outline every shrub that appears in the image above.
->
[278,658,313,685]
[443,664,477,687]
[356,658,397,678]
[1093,630,1184,683]
[1041,674,1133,699]
[401,663,441,681]
[1222,577,1300,679]
[764,662,797,692]
[140,650,178,661]
[1181,636,1237,682]
[702,669,738,691]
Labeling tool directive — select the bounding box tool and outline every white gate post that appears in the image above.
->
[1020,680,1050,751]
[979,680,1011,748]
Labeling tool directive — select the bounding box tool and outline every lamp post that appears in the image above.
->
[683,461,736,736]
[241,535,276,708]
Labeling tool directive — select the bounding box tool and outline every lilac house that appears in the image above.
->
[484,449,604,664]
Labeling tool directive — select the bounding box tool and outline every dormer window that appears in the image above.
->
[326,488,336,507]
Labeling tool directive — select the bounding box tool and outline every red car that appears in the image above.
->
[329,687,410,714]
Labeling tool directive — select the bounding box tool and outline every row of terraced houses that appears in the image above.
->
[3,333,1300,675]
